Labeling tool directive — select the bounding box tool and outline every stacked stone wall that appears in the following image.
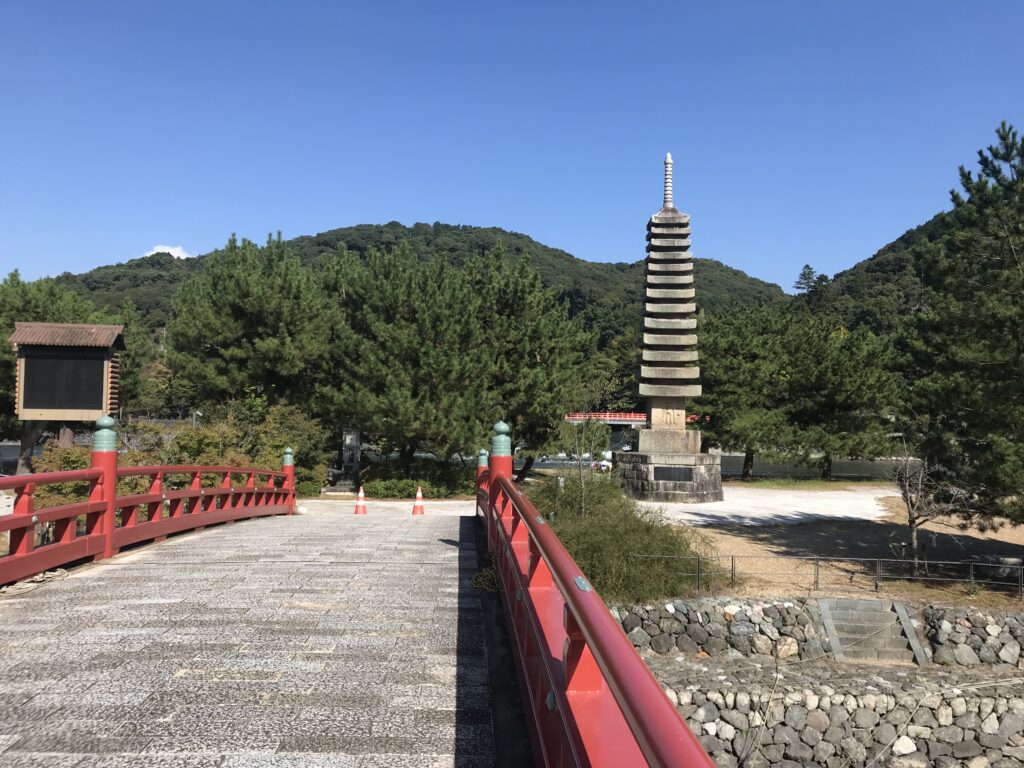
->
[611,597,829,661]
[656,662,1024,767]
[620,598,1024,766]
[924,607,1024,668]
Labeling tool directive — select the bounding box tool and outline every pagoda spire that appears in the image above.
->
[664,152,674,209]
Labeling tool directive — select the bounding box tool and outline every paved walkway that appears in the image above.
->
[0,501,493,767]
[644,485,897,527]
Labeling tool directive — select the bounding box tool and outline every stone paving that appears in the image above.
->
[0,500,494,767]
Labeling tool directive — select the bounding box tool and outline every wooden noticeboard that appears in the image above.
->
[9,323,124,422]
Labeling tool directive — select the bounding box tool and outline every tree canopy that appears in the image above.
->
[904,121,1024,522]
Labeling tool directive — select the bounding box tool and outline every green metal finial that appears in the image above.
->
[93,415,117,452]
[491,421,511,457]
[477,448,489,468]
[283,447,294,466]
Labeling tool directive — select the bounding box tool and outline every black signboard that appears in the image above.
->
[653,466,694,483]
[22,346,106,410]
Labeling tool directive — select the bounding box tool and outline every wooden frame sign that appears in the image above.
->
[9,322,125,422]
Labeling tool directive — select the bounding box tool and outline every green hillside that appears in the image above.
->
[53,222,786,332]
[825,211,955,333]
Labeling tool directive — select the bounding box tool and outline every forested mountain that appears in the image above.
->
[52,222,786,331]
[53,253,202,330]
[807,212,956,334]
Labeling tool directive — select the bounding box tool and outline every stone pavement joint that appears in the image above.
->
[0,501,494,767]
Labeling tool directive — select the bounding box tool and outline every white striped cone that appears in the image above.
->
[354,486,367,515]
[411,486,425,516]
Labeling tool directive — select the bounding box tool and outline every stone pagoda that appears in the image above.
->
[615,153,723,502]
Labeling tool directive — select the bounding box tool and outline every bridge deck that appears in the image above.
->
[0,501,493,767]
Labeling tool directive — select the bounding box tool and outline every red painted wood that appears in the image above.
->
[487,476,713,768]
[111,503,289,549]
[0,535,106,585]
[1,454,294,585]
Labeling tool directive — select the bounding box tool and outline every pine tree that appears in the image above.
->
[700,305,793,478]
[781,313,900,478]
[908,122,1024,521]
[794,264,818,293]
[166,234,332,411]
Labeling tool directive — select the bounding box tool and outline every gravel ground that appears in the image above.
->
[645,484,897,526]
[690,494,1024,606]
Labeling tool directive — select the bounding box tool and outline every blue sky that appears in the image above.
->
[1,2,1021,289]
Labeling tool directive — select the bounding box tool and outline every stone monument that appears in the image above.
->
[615,153,723,502]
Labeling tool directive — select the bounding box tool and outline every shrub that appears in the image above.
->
[527,474,716,603]
[361,457,475,498]
[363,478,450,499]
[32,442,154,508]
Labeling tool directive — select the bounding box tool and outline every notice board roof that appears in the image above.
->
[9,322,125,349]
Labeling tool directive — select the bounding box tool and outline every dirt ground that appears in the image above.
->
[697,490,1024,608]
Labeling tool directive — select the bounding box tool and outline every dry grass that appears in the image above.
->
[697,495,1024,608]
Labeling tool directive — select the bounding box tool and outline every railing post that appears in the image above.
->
[92,416,119,560]
[282,447,295,514]
[10,483,36,557]
[245,470,256,509]
[148,470,163,522]
[814,558,820,591]
[488,422,513,555]
[695,556,701,593]
[875,559,882,591]
[475,448,488,519]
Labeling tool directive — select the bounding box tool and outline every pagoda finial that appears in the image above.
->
[664,152,674,208]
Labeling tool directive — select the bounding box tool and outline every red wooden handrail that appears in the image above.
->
[116,465,288,479]
[479,452,711,767]
[1,435,296,586]
[0,468,101,491]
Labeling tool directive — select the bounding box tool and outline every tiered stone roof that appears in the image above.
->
[639,153,701,398]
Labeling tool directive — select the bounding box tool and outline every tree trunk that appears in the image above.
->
[821,454,833,481]
[17,421,45,475]
[742,447,755,480]
[910,515,920,577]
[515,456,534,483]
[399,445,417,478]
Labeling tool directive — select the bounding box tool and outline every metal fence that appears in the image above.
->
[629,554,1024,600]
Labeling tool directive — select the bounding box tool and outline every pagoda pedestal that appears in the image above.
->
[615,450,722,503]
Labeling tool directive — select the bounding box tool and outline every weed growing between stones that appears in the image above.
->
[527,473,718,602]
[471,565,500,592]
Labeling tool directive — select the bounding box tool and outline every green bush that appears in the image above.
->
[362,478,451,499]
[527,474,717,603]
[361,457,475,497]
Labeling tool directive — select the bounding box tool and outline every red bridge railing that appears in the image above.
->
[476,424,711,768]
[0,418,295,586]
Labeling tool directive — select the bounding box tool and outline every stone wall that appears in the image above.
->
[652,657,1024,767]
[924,607,1024,668]
[623,598,1024,766]
[611,597,829,661]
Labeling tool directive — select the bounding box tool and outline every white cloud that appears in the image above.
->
[143,244,195,259]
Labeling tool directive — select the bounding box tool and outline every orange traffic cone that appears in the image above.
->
[354,486,368,515]
[411,486,425,516]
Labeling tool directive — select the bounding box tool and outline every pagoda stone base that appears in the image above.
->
[614,449,723,503]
